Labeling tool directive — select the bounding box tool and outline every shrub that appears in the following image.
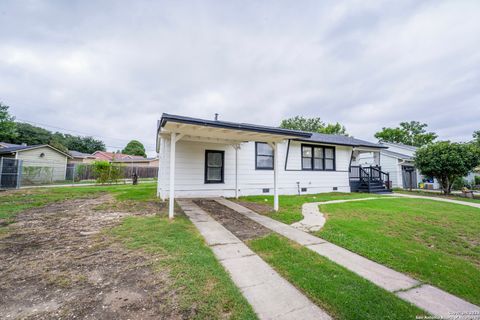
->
[452,177,469,191]
[475,175,480,186]
[92,161,124,184]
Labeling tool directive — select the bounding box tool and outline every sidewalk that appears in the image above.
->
[215,198,480,319]
[389,192,480,208]
[176,199,331,320]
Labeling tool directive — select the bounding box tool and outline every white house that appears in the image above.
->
[356,142,439,189]
[156,114,388,217]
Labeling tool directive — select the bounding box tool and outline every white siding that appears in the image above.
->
[379,154,402,188]
[158,139,353,198]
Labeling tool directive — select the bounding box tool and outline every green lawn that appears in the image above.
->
[238,192,379,224]
[113,215,256,319]
[0,183,159,223]
[248,234,424,320]
[318,198,480,305]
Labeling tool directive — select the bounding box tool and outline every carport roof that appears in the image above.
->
[159,113,311,138]
[158,113,385,149]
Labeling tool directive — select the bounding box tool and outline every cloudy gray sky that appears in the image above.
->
[1,0,479,155]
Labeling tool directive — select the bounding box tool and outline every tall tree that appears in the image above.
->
[280,116,348,135]
[8,122,105,153]
[53,133,105,154]
[415,141,480,194]
[374,121,437,147]
[122,140,146,157]
[14,122,52,145]
[0,103,17,142]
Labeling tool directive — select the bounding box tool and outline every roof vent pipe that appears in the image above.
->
[214,113,219,121]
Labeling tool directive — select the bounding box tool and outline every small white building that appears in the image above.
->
[156,114,388,217]
[356,142,438,189]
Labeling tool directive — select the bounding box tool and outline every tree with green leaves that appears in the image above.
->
[7,122,105,153]
[473,130,480,145]
[374,121,437,147]
[52,132,105,154]
[415,141,480,194]
[0,103,17,142]
[13,122,52,145]
[122,140,146,157]
[280,116,348,135]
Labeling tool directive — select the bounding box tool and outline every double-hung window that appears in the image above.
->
[301,145,335,171]
[255,142,274,170]
[205,150,224,183]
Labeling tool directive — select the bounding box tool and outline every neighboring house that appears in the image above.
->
[68,150,97,164]
[91,151,156,167]
[0,142,72,183]
[112,157,159,167]
[356,142,438,189]
[156,114,387,216]
[466,170,480,186]
[92,151,146,162]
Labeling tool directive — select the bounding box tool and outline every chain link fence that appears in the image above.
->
[0,158,22,189]
[0,157,158,189]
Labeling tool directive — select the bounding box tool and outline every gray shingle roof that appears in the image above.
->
[296,132,385,148]
[0,142,23,148]
[0,144,72,158]
[0,145,39,154]
[380,142,418,151]
[382,149,414,160]
[69,150,95,158]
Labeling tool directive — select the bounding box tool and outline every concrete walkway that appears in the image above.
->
[292,197,384,232]
[388,192,480,208]
[215,198,480,319]
[176,199,331,320]
[294,194,480,233]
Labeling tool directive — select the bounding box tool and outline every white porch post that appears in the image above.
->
[157,137,163,199]
[273,142,279,211]
[235,145,239,199]
[169,133,177,219]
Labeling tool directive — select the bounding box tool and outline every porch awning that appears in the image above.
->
[156,113,311,151]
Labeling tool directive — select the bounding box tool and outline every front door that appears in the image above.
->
[205,150,224,183]
[402,166,417,189]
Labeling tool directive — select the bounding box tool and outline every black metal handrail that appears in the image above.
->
[370,166,391,190]
[359,167,370,192]
[349,165,391,191]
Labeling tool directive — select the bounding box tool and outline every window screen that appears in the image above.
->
[256,142,274,169]
[205,150,224,183]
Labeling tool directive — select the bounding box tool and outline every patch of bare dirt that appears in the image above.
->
[194,199,271,241]
[233,201,274,215]
[0,195,181,320]
[93,198,165,215]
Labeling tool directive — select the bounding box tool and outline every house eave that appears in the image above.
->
[292,138,387,149]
